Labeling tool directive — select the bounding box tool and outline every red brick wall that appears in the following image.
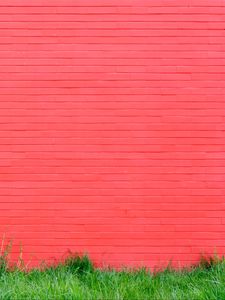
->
[0,0,224,268]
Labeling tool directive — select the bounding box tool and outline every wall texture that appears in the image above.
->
[0,0,224,268]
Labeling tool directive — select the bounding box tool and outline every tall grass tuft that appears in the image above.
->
[63,253,94,275]
[198,253,223,270]
[0,236,13,275]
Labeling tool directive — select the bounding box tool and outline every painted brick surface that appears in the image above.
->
[0,0,224,268]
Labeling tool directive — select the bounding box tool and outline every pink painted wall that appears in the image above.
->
[0,0,224,268]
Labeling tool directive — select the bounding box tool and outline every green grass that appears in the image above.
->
[0,253,224,300]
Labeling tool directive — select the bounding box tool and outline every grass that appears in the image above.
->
[0,252,224,300]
